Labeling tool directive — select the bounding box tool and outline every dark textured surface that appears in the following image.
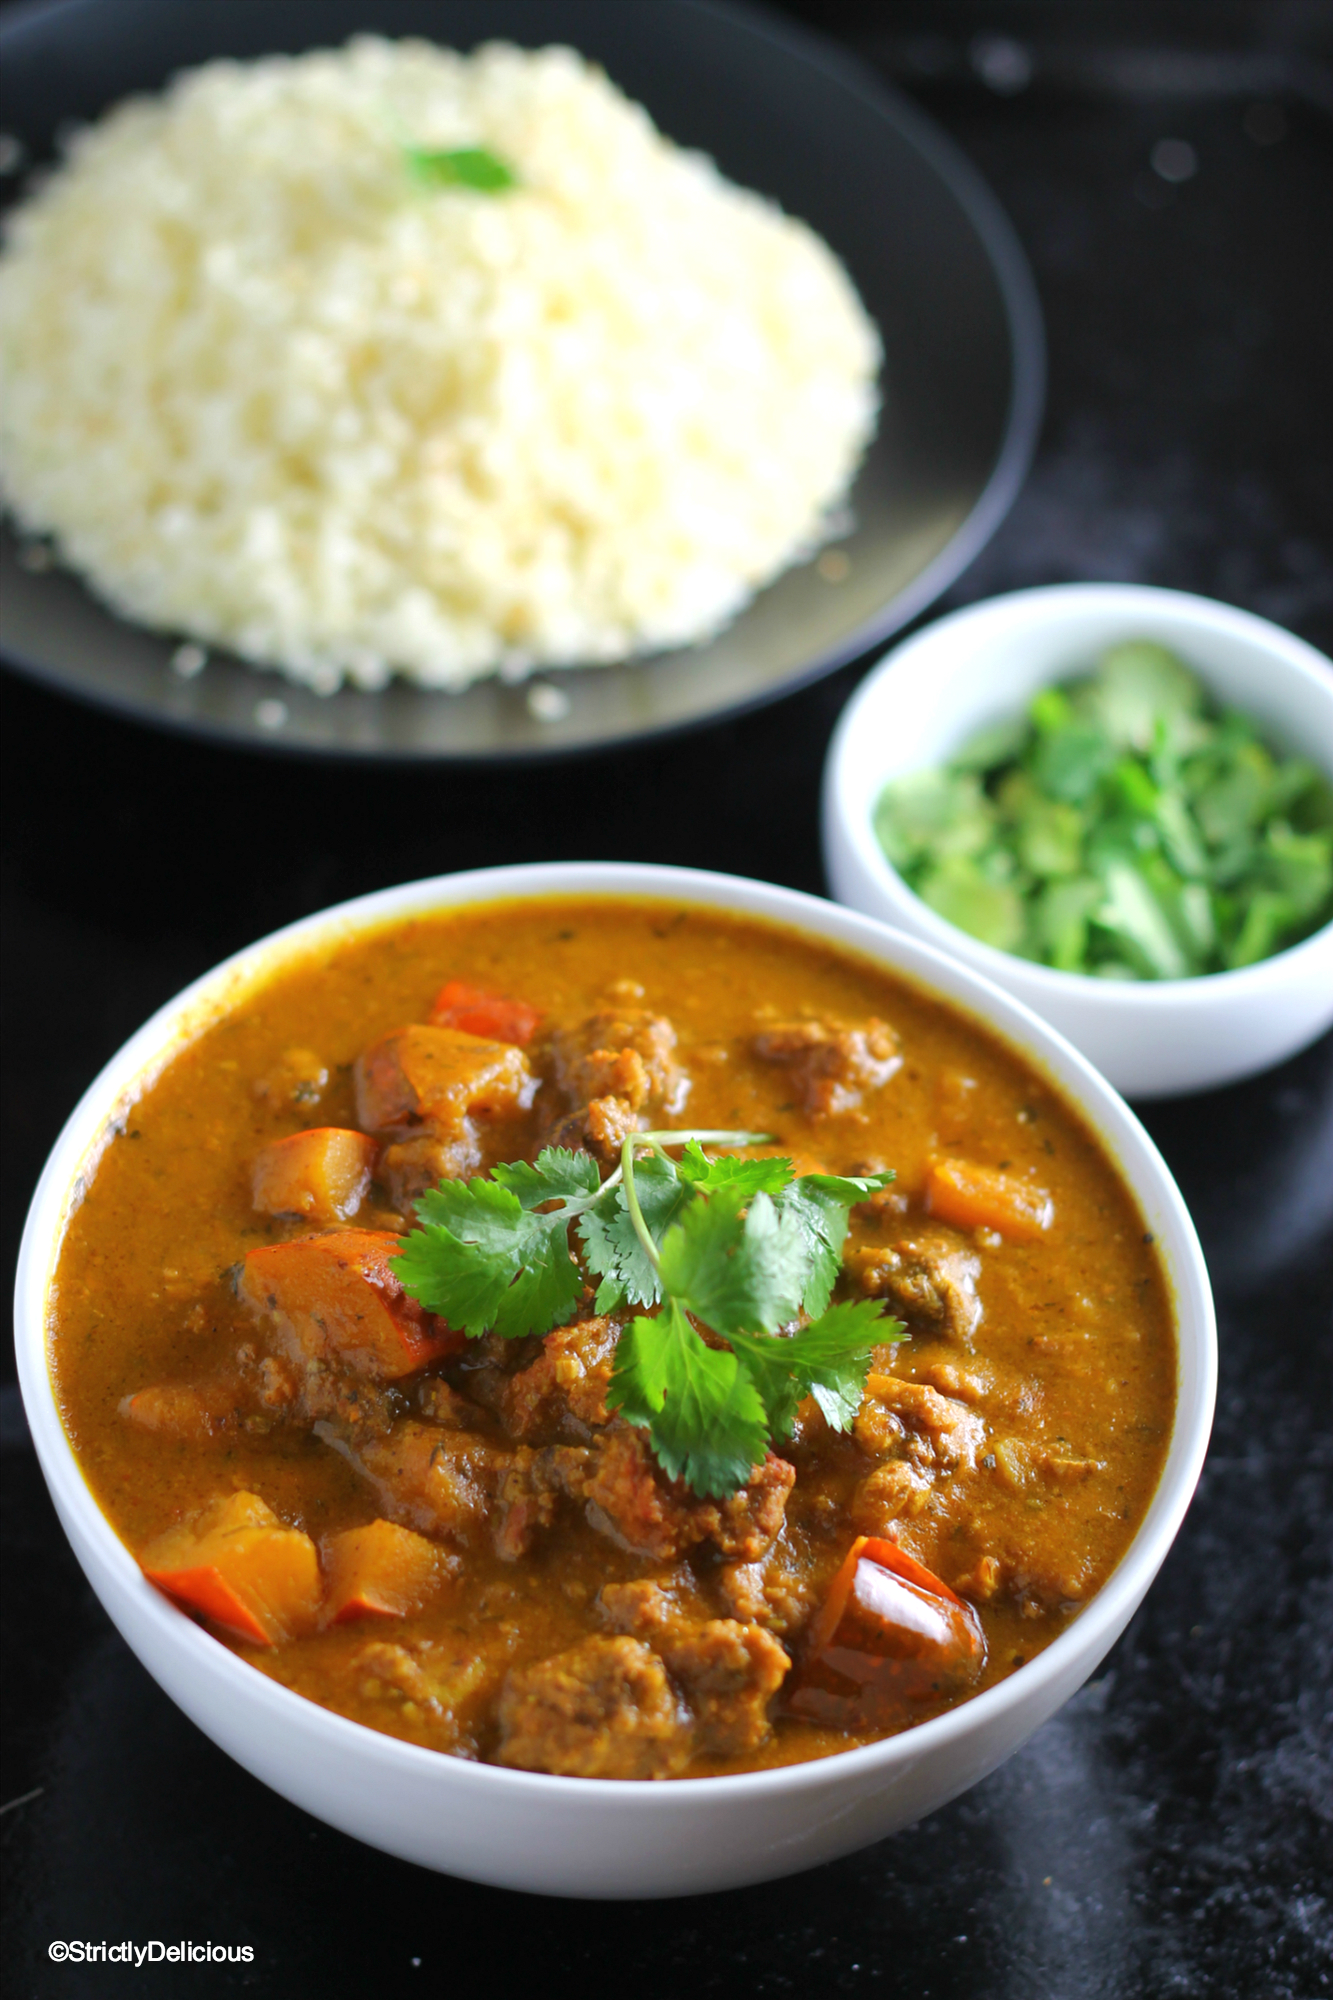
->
[2,3,1331,1994]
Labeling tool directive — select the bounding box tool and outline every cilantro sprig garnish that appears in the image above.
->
[405,145,517,192]
[391,1132,904,1498]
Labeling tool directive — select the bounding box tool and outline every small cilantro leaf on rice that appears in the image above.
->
[405,144,517,191]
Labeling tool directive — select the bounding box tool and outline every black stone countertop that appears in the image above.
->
[2,4,1330,1994]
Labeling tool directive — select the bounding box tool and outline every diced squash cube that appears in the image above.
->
[354,1025,537,1139]
[787,1534,985,1730]
[429,979,541,1046]
[239,1231,464,1380]
[925,1156,1054,1240]
[140,1491,321,1647]
[322,1518,445,1625]
[251,1127,378,1224]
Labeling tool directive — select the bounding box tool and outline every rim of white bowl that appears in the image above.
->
[826,583,1333,1005]
[15,860,1216,1806]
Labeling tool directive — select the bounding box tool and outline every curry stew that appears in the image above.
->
[49,899,1175,1779]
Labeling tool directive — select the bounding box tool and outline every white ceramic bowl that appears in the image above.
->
[823,585,1333,1098]
[15,862,1215,1898]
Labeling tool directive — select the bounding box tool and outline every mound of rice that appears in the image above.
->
[0,39,880,692]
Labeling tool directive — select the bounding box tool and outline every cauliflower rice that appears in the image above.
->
[0,39,880,693]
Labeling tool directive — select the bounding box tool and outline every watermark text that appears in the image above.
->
[49,1941,254,1966]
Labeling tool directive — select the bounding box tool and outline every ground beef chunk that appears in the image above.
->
[123,1341,397,1442]
[353,1632,510,1750]
[542,1007,690,1155]
[849,1460,931,1536]
[417,1378,483,1428]
[446,1330,546,1420]
[855,1377,986,1470]
[597,1583,790,1758]
[379,1132,481,1206]
[497,1635,690,1778]
[283,1355,395,1437]
[549,1008,686,1111]
[1039,1453,1105,1484]
[501,1316,621,1442]
[491,1444,592,1561]
[751,1018,901,1118]
[951,1541,1096,1617]
[716,1533,819,1637]
[119,1359,263,1441]
[665,1620,790,1757]
[952,1555,1003,1603]
[850,1228,983,1343]
[582,1092,643,1155]
[596,1577,699,1639]
[578,1425,794,1562]
[918,1361,992,1404]
[319,1419,506,1543]
[353,1640,441,1711]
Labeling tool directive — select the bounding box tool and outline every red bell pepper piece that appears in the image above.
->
[787,1534,986,1730]
[428,979,541,1046]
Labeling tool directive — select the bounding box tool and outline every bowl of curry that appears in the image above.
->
[16,863,1215,1896]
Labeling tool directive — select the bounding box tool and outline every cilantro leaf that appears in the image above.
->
[775,1297,903,1432]
[775,1172,894,1318]
[406,145,517,192]
[659,1187,809,1335]
[728,1299,897,1439]
[676,1141,794,1197]
[580,1145,798,1312]
[607,1301,769,1499]
[577,1152,693,1312]
[491,1147,600,1208]
[391,1130,900,1501]
[390,1160,588,1339]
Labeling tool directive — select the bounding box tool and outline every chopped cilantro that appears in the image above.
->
[874,641,1333,977]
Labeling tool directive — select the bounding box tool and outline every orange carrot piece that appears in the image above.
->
[925,1156,1054,1240]
[354,1024,537,1137]
[429,979,541,1047]
[788,1533,986,1730]
[322,1518,444,1625]
[251,1127,378,1225]
[239,1231,464,1380]
[141,1492,321,1647]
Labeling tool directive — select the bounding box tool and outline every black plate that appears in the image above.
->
[0,0,1044,758]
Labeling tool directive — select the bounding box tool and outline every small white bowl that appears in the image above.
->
[15,862,1215,1897]
[823,584,1333,1099]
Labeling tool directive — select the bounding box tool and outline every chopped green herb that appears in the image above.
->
[1033,875,1102,971]
[405,145,517,192]
[874,641,1333,978]
[391,1147,596,1338]
[391,1130,901,1498]
[917,854,1026,952]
